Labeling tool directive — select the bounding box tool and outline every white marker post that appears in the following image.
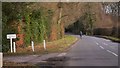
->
[10,38,13,53]
[0,53,3,68]
[13,42,16,53]
[43,40,46,50]
[31,41,34,52]
[7,34,16,53]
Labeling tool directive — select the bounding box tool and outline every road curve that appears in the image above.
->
[62,35,118,66]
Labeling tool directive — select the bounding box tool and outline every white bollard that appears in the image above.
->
[43,40,46,50]
[31,41,34,52]
[13,42,16,53]
[10,38,13,53]
[0,53,3,68]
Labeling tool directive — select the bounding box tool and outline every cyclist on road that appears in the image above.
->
[80,31,82,39]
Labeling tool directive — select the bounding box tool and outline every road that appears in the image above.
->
[60,35,118,66]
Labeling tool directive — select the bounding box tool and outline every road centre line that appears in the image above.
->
[106,50,118,57]
[95,42,99,45]
[99,46,104,49]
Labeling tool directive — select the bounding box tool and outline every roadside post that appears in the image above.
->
[7,34,16,53]
[31,41,34,52]
[0,53,2,68]
[13,42,16,53]
[43,40,46,50]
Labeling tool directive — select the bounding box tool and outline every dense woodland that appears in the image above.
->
[2,2,119,52]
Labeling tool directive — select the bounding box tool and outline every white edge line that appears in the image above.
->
[58,53,67,57]
[104,39,111,42]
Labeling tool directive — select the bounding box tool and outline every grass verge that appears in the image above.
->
[102,36,120,43]
[4,35,78,56]
[95,35,120,43]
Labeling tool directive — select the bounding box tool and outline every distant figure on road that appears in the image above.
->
[80,31,82,39]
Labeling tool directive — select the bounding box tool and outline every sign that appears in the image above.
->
[7,34,16,39]
[7,34,16,53]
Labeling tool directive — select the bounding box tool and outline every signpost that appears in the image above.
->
[7,34,16,53]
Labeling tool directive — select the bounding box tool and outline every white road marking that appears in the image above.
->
[106,50,118,57]
[58,53,67,57]
[107,50,111,53]
[99,46,104,49]
[112,53,118,57]
[103,43,108,46]
[96,42,99,45]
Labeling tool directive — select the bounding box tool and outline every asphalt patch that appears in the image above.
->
[36,56,70,68]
